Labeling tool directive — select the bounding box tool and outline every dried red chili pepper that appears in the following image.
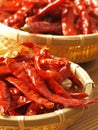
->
[74,0,90,34]
[40,58,66,68]
[0,80,11,115]
[23,62,61,98]
[34,49,72,98]
[89,16,98,33]
[22,41,42,55]
[17,95,31,107]
[36,0,65,17]
[22,61,70,99]
[25,102,39,116]
[23,0,50,5]
[3,2,34,28]
[6,58,41,93]
[70,92,88,99]
[88,0,98,18]
[0,63,11,76]
[6,76,54,109]
[6,75,92,108]
[89,7,98,18]
[10,75,98,107]
[9,87,22,95]
[46,70,63,84]
[8,109,20,116]
[62,7,78,35]
[69,72,83,89]
[14,53,34,64]
[22,21,62,35]
[0,0,22,13]
[80,10,90,34]
[59,59,71,81]
[0,57,4,62]
[26,0,65,23]
[0,11,11,23]
[9,94,31,113]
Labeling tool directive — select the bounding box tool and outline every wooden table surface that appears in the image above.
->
[67,58,98,130]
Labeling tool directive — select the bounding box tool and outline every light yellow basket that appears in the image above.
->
[0,36,95,130]
[0,23,98,63]
[0,60,94,130]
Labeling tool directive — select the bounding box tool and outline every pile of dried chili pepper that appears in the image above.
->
[0,41,98,116]
[0,0,98,35]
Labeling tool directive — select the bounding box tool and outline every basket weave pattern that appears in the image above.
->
[0,111,83,130]
[48,42,98,63]
[0,23,98,63]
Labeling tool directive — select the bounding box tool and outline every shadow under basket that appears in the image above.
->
[0,23,98,63]
[0,61,95,130]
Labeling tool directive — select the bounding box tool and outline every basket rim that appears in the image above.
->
[0,62,94,127]
[0,23,98,45]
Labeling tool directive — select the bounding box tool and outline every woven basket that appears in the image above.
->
[0,23,98,63]
[0,62,94,130]
[0,36,95,130]
[0,63,95,130]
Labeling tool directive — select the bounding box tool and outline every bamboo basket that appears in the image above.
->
[0,62,95,130]
[0,23,98,63]
[0,35,95,130]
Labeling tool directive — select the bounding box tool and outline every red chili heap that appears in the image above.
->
[0,42,98,116]
[0,0,98,35]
